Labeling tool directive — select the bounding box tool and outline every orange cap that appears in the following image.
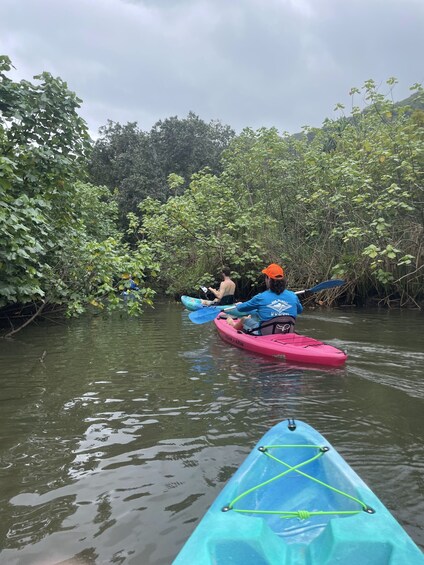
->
[262,263,285,279]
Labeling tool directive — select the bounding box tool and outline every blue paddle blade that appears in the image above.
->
[189,307,222,324]
[309,279,345,293]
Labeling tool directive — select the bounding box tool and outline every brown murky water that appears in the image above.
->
[0,302,423,564]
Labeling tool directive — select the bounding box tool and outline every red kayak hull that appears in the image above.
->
[213,317,347,367]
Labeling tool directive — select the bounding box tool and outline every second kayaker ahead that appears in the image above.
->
[202,267,236,306]
[226,263,302,335]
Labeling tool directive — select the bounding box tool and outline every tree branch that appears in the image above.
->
[4,301,47,338]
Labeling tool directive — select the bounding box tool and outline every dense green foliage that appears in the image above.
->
[1,53,422,336]
[88,113,235,227]
[136,172,274,296]
[0,56,156,334]
[134,79,423,305]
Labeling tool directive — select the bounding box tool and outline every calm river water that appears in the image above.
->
[0,302,423,564]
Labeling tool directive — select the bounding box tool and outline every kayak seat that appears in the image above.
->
[245,315,296,336]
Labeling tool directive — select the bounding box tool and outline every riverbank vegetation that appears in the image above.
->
[0,56,157,336]
[126,79,424,307]
[1,55,423,334]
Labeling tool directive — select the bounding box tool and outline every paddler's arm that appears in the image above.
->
[208,281,226,302]
[208,286,219,298]
[235,294,262,314]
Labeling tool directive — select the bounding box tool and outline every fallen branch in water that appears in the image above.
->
[4,301,47,338]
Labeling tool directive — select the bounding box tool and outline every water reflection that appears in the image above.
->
[0,304,422,564]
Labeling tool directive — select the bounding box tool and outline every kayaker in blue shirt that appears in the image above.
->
[226,263,302,335]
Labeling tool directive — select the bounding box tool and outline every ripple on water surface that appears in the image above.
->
[0,304,423,563]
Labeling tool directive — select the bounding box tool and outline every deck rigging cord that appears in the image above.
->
[222,444,374,520]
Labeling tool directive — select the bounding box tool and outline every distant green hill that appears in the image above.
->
[291,91,424,140]
[394,91,424,110]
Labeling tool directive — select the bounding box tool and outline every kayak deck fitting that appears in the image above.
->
[173,420,423,564]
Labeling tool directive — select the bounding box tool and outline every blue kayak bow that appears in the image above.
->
[188,279,345,325]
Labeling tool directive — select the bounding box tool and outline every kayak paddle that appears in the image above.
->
[189,305,237,324]
[188,279,345,325]
[295,279,345,295]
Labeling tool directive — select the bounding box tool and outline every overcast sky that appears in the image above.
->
[1,0,423,137]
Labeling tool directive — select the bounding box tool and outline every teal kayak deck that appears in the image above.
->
[173,420,423,564]
[181,295,244,317]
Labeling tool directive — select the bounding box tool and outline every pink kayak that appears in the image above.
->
[213,317,347,367]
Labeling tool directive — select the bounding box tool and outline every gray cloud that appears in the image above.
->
[0,0,423,137]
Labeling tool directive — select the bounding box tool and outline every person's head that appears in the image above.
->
[221,267,231,279]
[261,263,286,295]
